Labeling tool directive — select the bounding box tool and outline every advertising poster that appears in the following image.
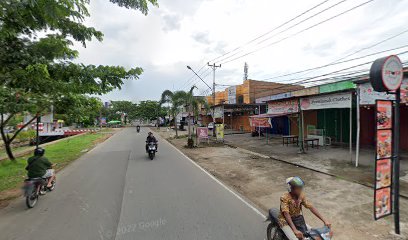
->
[359,82,395,105]
[249,117,271,128]
[376,159,392,189]
[197,127,208,139]
[376,100,393,129]
[401,79,408,104]
[267,99,299,115]
[215,124,224,140]
[375,187,392,220]
[376,130,392,159]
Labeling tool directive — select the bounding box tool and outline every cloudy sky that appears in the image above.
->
[74,0,408,102]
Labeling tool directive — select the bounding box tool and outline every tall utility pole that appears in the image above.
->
[208,62,221,137]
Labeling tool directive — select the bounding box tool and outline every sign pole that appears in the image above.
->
[393,89,401,234]
[36,116,40,148]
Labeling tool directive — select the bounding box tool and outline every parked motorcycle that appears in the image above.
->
[266,208,332,240]
[23,176,56,208]
[146,141,157,160]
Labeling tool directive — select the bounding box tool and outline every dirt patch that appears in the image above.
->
[160,131,408,240]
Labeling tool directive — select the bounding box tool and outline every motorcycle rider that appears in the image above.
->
[136,124,140,132]
[278,177,331,240]
[145,132,158,152]
[25,148,55,188]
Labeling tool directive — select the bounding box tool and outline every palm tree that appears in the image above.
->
[160,89,189,137]
[160,86,208,147]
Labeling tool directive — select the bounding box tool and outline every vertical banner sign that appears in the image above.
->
[215,124,224,141]
[374,100,393,220]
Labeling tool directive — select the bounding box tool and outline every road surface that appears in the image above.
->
[0,128,266,240]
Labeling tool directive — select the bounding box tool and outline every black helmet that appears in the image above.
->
[34,147,45,156]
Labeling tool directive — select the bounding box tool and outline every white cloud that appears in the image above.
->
[74,0,408,102]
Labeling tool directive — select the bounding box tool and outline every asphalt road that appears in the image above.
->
[0,128,266,240]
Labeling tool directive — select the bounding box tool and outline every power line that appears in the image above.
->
[215,0,349,64]
[220,0,376,65]
[261,44,408,81]
[208,0,333,63]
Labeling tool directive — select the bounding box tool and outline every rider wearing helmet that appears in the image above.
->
[278,177,331,240]
[26,148,55,187]
[145,132,158,152]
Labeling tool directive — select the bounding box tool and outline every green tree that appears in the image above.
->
[0,0,158,160]
[160,86,207,143]
[55,95,103,126]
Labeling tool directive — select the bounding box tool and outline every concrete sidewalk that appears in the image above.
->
[224,133,408,197]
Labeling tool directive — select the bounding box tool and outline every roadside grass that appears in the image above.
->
[0,133,110,193]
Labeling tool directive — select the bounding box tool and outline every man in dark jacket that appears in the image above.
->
[26,148,55,187]
[146,132,158,152]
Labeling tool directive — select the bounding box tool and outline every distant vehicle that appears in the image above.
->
[208,122,215,130]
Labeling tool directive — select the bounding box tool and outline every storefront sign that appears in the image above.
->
[359,82,395,105]
[374,99,394,220]
[292,87,319,97]
[196,127,208,139]
[370,55,403,92]
[228,86,237,104]
[267,99,299,115]
[256,92,292,103]
[250,117,271,128]
[300,92,351,110]
[215,124,224,140]
[214,106,223,119]
[319,80,355,94]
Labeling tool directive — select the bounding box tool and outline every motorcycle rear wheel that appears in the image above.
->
[26,192,38,208]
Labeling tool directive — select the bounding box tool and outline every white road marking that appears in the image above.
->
[161,136,267,219]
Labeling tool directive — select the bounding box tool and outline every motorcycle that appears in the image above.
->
[136,126,140,133]
[266,208,332,240]
[23,175,56,208]
[146,141,157,160]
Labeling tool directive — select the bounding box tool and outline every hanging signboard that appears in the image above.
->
[370,55,403,92]
[267,99,299,115]
[374,100,394,220]
[228,86,237,104]
[215,124,224,140]
[359,82,395,105]
[249,117,271,128]
[300,92,351,110]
